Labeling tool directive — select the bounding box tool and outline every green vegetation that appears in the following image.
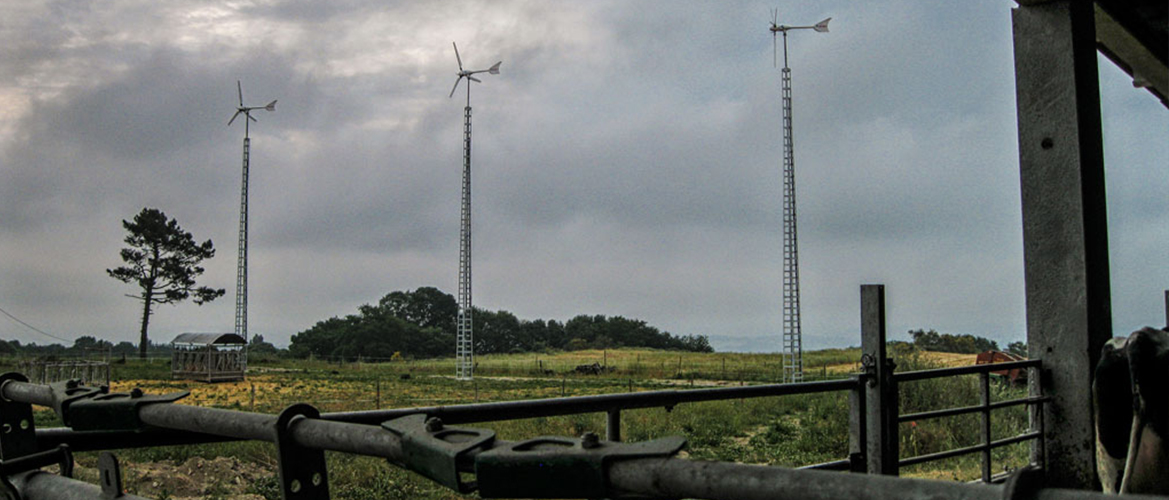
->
[289,287,713,360]
[908,329,1000,354]
[0,346,1034,499]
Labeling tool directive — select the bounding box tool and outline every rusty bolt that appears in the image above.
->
[424,417,444,432]
[580,432,600,449]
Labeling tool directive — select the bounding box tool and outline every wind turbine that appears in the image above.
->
[768,12,829,384]
[227,80,276,368]
[449,42,501,381]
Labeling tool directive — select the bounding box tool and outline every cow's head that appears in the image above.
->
[1094,326,1169,494]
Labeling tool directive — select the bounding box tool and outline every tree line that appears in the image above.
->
[908,328,1025,356]
[288,287,713,360]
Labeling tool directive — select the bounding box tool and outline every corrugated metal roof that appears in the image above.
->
[171,332,246,345]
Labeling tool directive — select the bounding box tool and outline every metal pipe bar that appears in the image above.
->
[898,431,1041,468]
[899,396,1050,422]
[797,458,850,470]
[0,380,405,461]
[981,372,992,483]
[606,409,621,442]
[7,449,1154,500]
[989,431,1043,449]
[135,404,405,459]
[899,443,987,468]
[324,378,860,425]
[26,379,860,453]
[607,457,1142,500]
[36,427,229,451]
[894,360,1041,382]
[9,471,151,500]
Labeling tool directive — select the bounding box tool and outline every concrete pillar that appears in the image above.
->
[1013,0,1111,489]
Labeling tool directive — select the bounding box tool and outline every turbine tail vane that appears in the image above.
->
[814,18,831,32]
[488,61,501,75]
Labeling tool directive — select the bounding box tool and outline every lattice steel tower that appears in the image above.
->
[227,81,276,361]
[769,13,829,383]
[447,43,501,380]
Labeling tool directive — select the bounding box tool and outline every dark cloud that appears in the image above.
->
[1,1,1165,351]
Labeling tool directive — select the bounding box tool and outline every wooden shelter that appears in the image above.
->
[170,333,246,382]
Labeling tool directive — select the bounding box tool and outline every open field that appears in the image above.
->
[3,348,1028,499]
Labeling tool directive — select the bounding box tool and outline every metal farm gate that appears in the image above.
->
[16,360,110,387]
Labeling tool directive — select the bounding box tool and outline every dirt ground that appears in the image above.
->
[74,456,274,500]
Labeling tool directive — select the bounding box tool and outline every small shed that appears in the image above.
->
[171,333,246,382]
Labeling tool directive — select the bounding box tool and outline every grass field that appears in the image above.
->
[2,347,1027,500]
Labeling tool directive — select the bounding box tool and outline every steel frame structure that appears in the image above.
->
[227,81,275,373]
[449,43,499,380]
[779,33,803,384]
[769,17,826,383]
[457,98,474,380]
[235,132,249,348]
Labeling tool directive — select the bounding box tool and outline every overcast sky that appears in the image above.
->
[1,1,1165,352]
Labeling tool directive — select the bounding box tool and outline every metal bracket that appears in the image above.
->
[0,445,76,500]
[275,404,328,500]
[0,445,73,479]
[382,414,495,493]
[68,388,189,431]
[0,374,37,461]
[860,354,877,387]
[98,452,123,499]
[475,434,686,499]
[46,380,106,426]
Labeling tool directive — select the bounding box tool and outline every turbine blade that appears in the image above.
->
[228,110,242,126]
[814,18,831,32]
[449,76,464,98]
[265,100,277,112]
[248,113,258,123]
[468,76,481,83]
[452,42,463,71]
[488,61,501,75]
[237,81,243,106]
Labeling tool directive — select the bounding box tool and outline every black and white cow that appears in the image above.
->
[1094,326,1169,494]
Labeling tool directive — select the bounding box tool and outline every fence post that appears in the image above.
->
[606,410,621,442]
[861,284,898,476]
[848,376,867,472]
[980,371,992,482]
